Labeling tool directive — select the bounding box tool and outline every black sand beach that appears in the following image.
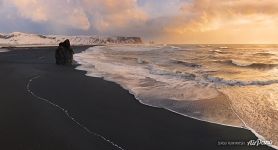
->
[0,46,274,150]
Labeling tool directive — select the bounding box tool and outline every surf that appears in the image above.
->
[74,44,278,148]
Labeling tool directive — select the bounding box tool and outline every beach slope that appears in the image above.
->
[0,47,273,150]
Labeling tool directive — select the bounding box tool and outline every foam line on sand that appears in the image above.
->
[26,75,125,150]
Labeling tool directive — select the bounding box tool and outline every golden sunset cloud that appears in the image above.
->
[161,0,278,43]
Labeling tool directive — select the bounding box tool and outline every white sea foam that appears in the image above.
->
[205,75,278,86]
[74,45,278,149]
[231,59,253,67]
[0,49,9,52]
[219,46,229,49]
[74,46,219,102]
[170,46,181,50]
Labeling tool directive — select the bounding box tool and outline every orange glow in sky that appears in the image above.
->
[2,0,278,44]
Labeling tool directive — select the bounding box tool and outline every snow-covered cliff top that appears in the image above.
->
[0,32,143,46]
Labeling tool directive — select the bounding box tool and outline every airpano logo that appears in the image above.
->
[247,139,272,147]
[217,139,272,147]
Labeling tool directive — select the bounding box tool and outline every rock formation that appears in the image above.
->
[55,39,74,65]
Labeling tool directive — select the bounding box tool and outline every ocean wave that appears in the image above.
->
[120,56,149,64]
[109,45,164,51]
[0,49,9,52]
[209,49,231,54]
[217,59,278,69]
[170,46,181,50]
[254,52,276,56]
[219,46,229,49]
[74,45,278,148]
[149,66,196,80]
[170,60,202,68]
[198,45,212,48]
[204,75,278,86]
[208,49,228,54]
[137,58,148,64]
[209,49,222,52]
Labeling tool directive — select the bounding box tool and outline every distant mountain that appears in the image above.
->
[0,32,143,46]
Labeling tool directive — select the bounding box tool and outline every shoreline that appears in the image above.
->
[75,46,277,149]
[77,62,277,150]
[0,46,274,150]
[26,75,125,150]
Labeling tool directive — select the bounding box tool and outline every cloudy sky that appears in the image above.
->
[1,0,278,44]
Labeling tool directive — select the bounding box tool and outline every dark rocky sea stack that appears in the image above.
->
[55,39,74,65]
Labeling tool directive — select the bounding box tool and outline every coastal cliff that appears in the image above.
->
[0,32,143,46]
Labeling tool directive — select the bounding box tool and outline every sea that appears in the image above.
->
[74,44,278,148]
[0,49,9,53]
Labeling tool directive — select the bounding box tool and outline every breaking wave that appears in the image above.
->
[170,60,202,68]
[217,59,278,69]
[74,45,278,149]
[204,75,278,86]
[254,52,276,56]
[0,49,9,52]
